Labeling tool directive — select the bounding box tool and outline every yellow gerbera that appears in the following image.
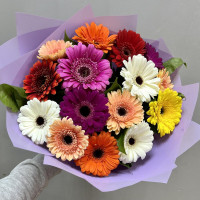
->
[147,88,182,137]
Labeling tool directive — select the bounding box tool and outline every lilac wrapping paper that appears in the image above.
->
[0,5,200,192]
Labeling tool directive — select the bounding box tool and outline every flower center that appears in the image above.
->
[34,72,52,93]
[78,66,90,78]
[93,148,104,159]
[136,76,143,85]
[117,107,127,116]
[72,58,97,83]
[80,106,91,117]
[123,48,131,56]
[129,138,135,145]
[36,116,46,127]
[37,75,47,86]
[160,107,164,114]
[63,135,73,145]
[120,43,135,58]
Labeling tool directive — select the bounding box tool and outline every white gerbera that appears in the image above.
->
[17,98,60,145]
[120,54,160,102]
[119,121,154,164]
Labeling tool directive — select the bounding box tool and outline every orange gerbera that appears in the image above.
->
[106,90,144,134]
[72,22,117,53]
[37,40,73,61]
[158,69,174,91]
[75,131,119,177]
[47,118,88,161]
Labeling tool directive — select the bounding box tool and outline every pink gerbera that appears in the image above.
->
[57,43,112,91]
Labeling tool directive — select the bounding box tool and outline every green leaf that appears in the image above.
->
[116,129,127,154]
[120,162,132,168]
[163,58,187,75]
[64,31,76,44]
[178,92,186,100]
[0,84,27,112]
[104,78,122,96]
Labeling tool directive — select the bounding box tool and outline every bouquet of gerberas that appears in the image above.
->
[0,6,199,191]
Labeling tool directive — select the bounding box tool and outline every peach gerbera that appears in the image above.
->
[47,117,88,161]
[158,69,174,91]
[72,22,117,53]
[75,132,120,177]
[37,40,73,61]
[106,90,144,134]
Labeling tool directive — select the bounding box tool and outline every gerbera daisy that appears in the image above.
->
[119,121,154,164]
[145,43,164,69]
[75,131,119,177]
[157,68,174,91]
[47,117,88,161]
[120,54,160,102]
[106,90,144,135]
[72,22,117,53]
[23,60,62,101]
[109,29,146,67]
[60,87,109,135]
[37,40,73,61]
[57,43,112,91]
[147,88,182,137]
[17,98,60,144]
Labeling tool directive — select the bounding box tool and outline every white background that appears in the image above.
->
[0,0,200,199]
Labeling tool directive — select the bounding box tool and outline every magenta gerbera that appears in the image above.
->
[145,43,164,69]
[57,42,112,91]
[60,87,110,135]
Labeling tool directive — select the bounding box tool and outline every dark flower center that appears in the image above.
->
[73,58,98,84]
[120,43,136,58]
[136,76,143,85]
[117,107,127,116]
[93,148,104,159]
[63,135,73,145]
[160,107,164,114]
[35,73,51,93]
[129,138,135,145]
[36,116,45,126]
[78,66,91,78]
[123,48,131,56]
[80,106,91,117]
[37,75,47,86]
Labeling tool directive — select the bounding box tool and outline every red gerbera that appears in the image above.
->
[23,60,62,101]
[109,29,146,67]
